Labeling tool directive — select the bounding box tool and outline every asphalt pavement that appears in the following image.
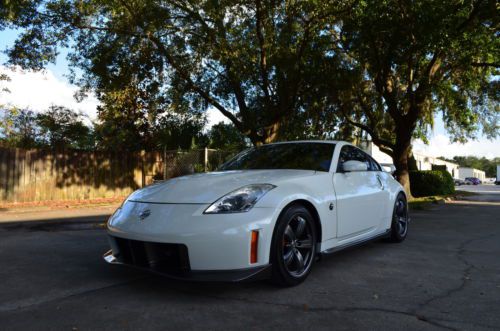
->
[0,190,499,330]
[456,184,500,203]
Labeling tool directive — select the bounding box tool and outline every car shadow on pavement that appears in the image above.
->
[105,239,388,296]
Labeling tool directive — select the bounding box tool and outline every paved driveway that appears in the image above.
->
[0,197,499,330]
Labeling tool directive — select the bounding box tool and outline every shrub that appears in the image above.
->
[409,170,455,197]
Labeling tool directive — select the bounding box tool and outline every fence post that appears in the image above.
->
[141,150,146,187]
[204,147,208,172]
[163,146,167,180]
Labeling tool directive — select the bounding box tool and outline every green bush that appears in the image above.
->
[409,170,455,197]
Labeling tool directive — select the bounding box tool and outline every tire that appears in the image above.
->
[270,204,317,286]
[388,193,409,243]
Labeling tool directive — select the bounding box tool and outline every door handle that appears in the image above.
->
[376,175,384,190]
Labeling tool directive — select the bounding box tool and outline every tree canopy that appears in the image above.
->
[0,104,213,151]
[0,106,94,149]
[3,0,354,144]
[319,0,499,192]
[208,122,248,150]
[1,0,498,192]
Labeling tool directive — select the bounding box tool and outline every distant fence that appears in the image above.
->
[0,147,235,203]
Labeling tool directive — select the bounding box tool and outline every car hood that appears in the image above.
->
[127,169,317,204]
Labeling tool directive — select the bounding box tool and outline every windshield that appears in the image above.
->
[220,142,335,172]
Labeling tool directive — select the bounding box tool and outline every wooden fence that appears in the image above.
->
[0,147,233,203]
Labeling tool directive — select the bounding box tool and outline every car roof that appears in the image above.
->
[263,140,345,146]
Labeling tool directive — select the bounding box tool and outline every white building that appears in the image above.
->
[413,152,459,179]
[358,141,393,164]
[359,141,459,179]
[458,167,486,181]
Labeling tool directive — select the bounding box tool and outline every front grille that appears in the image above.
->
[111,237,190,274]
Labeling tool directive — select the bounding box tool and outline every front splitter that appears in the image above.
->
[103,250,272,282]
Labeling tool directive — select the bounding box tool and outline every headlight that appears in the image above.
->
[204,184,276,214]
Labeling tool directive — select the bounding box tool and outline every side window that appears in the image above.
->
[365,153,382,171]
[337,146,370,171]
[337,146,351,171]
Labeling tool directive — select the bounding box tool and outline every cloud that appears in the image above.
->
[0,66,234,129]
[0,66,99,121]
[413,134,500,159]
[206,107,232,127]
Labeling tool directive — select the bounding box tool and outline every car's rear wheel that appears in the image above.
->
[388,193,409,243]
[270,204,317,286]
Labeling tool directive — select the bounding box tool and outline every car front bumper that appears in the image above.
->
[103,238,271,282]
[105,200,278,274]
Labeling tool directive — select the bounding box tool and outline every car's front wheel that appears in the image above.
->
[270,204,317,286]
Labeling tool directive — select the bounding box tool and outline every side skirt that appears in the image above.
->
[319,229,391,256]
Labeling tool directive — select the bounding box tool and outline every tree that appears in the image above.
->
[93,85,156,152]
[323,0,499,194]
[0,1,38,29]
[92,81,208,151]
[208,122,248,151]
[0,105,94,150]
[3,0,498,193]
[36,105,95,150]
[0,73,39,148]
[152,112,207,150]
[3,0,349,145]
[0,107,39,148]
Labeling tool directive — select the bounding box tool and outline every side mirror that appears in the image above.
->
[342,160,368,172]
[381,164,396,174]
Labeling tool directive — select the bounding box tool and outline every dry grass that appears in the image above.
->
[408,189,478,210]
[0,197,125,211]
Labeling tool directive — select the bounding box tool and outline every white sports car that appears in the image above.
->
[104,141,409,286]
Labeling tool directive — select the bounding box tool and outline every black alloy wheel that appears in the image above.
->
[388,193,409,243]
[271,204,317,286]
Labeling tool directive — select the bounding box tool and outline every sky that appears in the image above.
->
[1,29,498,158]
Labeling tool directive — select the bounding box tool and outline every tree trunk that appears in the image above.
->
[248,130,264,146]
[393,147,412,198]
[249,121,281,146]
[392,125,414,198]
[263,121,280,144]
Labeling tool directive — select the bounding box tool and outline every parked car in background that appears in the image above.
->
[454,178,465,186]
[484,178,496,185]
[464,177,481,185]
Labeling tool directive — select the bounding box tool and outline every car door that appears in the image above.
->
[333,145,387,239]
